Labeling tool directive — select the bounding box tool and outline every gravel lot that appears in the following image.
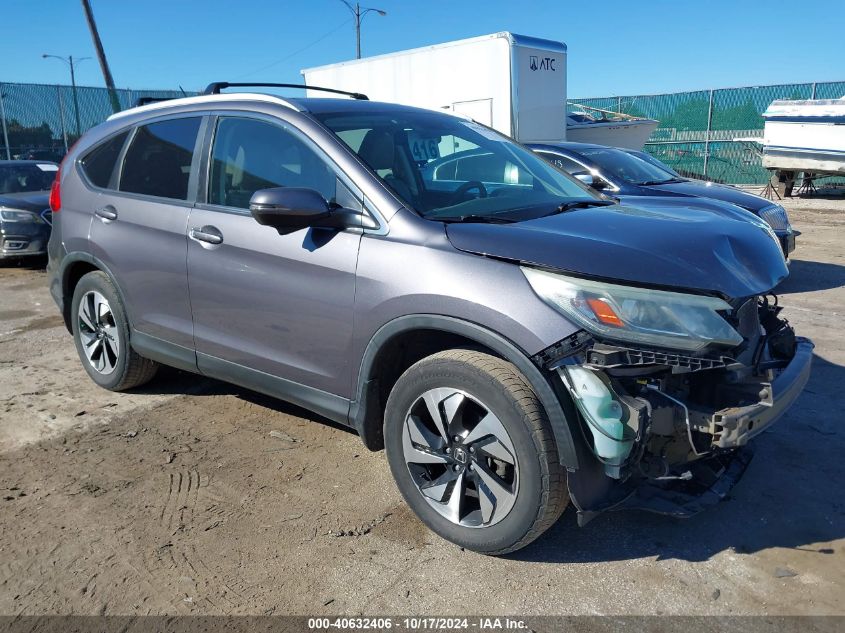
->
[0,194,843,616]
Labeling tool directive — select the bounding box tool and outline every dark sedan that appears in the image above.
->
[0,160,56,261]
[529,142,796,258]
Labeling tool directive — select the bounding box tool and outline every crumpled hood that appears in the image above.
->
[646,179,770,213]
[446,203,788,299]
[0,192,50,213]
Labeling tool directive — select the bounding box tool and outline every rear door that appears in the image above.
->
[186,114,363,398]
[88,115,203,354]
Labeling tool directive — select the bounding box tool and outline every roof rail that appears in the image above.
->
[135,96,176,107]
[202,82,368,100]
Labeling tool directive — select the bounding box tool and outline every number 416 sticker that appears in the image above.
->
[407,135,441,162]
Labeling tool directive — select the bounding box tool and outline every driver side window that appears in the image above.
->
[208,117,343,210]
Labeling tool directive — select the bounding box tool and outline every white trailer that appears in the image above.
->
[761,97,845,195]
[762,98,845,175]
[302,32,568,144]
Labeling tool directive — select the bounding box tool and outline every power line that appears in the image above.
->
[234,19,353,81]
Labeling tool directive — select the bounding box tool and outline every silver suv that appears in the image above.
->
[47,84,813,554]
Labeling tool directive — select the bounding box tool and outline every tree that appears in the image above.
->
[7,120,55,148]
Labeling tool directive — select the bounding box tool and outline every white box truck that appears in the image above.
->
[301,32,567,143]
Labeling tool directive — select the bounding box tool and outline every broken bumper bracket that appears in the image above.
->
[709,337,814,448]
[576,445,754,525]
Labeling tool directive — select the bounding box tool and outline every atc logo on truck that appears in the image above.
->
[529,56,556,71]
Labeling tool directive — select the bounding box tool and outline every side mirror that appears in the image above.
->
[250,188,331,234]
[249,187,379,234]
[574,173,594,187]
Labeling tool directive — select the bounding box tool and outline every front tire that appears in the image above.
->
[384,349,569,555]
[71,271,158,391]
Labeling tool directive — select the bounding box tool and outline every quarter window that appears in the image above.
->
[80,131,129,189]
[119,117,201,200]
[208,117,340,210]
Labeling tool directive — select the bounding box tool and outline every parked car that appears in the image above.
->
[0,160,56,261]
[623,148,683,177]
[47,86,812,555]
[22,148,66,163]
[528,142,797,258]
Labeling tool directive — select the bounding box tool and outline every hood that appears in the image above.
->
[619,195,763,223]
[445,203,788,299]
[645,179,769,213]
[0,191,50,213]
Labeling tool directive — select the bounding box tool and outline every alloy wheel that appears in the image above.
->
[77,290,120,375]
[402,388,519,528]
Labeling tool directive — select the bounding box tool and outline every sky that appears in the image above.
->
[1,0,843,98]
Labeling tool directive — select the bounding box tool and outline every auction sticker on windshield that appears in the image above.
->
[37,164,59,171]
[407,134,441,162]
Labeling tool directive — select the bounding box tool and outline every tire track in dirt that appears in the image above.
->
[138,468,260,613]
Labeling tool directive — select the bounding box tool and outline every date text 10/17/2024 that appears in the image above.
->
[307,617,530,630]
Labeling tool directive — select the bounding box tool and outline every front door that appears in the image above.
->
[187,115,362,399]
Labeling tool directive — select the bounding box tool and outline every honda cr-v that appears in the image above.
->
[47,84,813,554]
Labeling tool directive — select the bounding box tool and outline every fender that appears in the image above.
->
[350,314,580,470]
[55,251,133,330]
[56,250,198,373]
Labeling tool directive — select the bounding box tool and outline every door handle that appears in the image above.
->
[95,205,118,221]
[189,226,224,245]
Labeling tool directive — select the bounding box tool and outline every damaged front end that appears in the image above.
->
[526,270,813,525]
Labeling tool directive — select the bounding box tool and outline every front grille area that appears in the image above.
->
[759,205,790,231]
[585,344,731,371]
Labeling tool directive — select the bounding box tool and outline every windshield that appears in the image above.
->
[576,148,679,185]
[628,150,682,178]
[313,109,600,221]
[0,163,58,194]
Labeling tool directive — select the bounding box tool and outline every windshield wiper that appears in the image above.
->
[546,199,616,216]
[437,214,517,224]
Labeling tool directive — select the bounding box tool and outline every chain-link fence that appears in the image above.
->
[0,81,193,161]
[570,80,845,184]
[3,79,844,185]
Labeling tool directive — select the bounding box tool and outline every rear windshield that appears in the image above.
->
[0,163,58,194]
[313,109,598,221]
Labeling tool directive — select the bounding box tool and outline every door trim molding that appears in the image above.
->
[197,352,351,426]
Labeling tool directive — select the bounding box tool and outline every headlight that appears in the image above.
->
[759,204,791,232]
[0,208,43,224]
[521,267,743,352]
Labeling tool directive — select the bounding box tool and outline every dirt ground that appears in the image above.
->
[0,194,843,617]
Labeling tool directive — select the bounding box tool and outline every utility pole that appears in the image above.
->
[339,1,387,59]
[80,0,121,113]
[42,54,89,137]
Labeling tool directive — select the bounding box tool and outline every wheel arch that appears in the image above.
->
[58,252,131,333]
[350,314,580,470]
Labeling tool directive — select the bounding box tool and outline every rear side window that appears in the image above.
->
[119,117,201,201]
[80,131,129,188]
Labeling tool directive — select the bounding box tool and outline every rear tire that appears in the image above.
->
[384,349,569,555]
[71,271,158,391]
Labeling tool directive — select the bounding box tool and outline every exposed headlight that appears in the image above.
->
[759,204,791,232]
[0,208,43,224]
[521,267,743,352]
